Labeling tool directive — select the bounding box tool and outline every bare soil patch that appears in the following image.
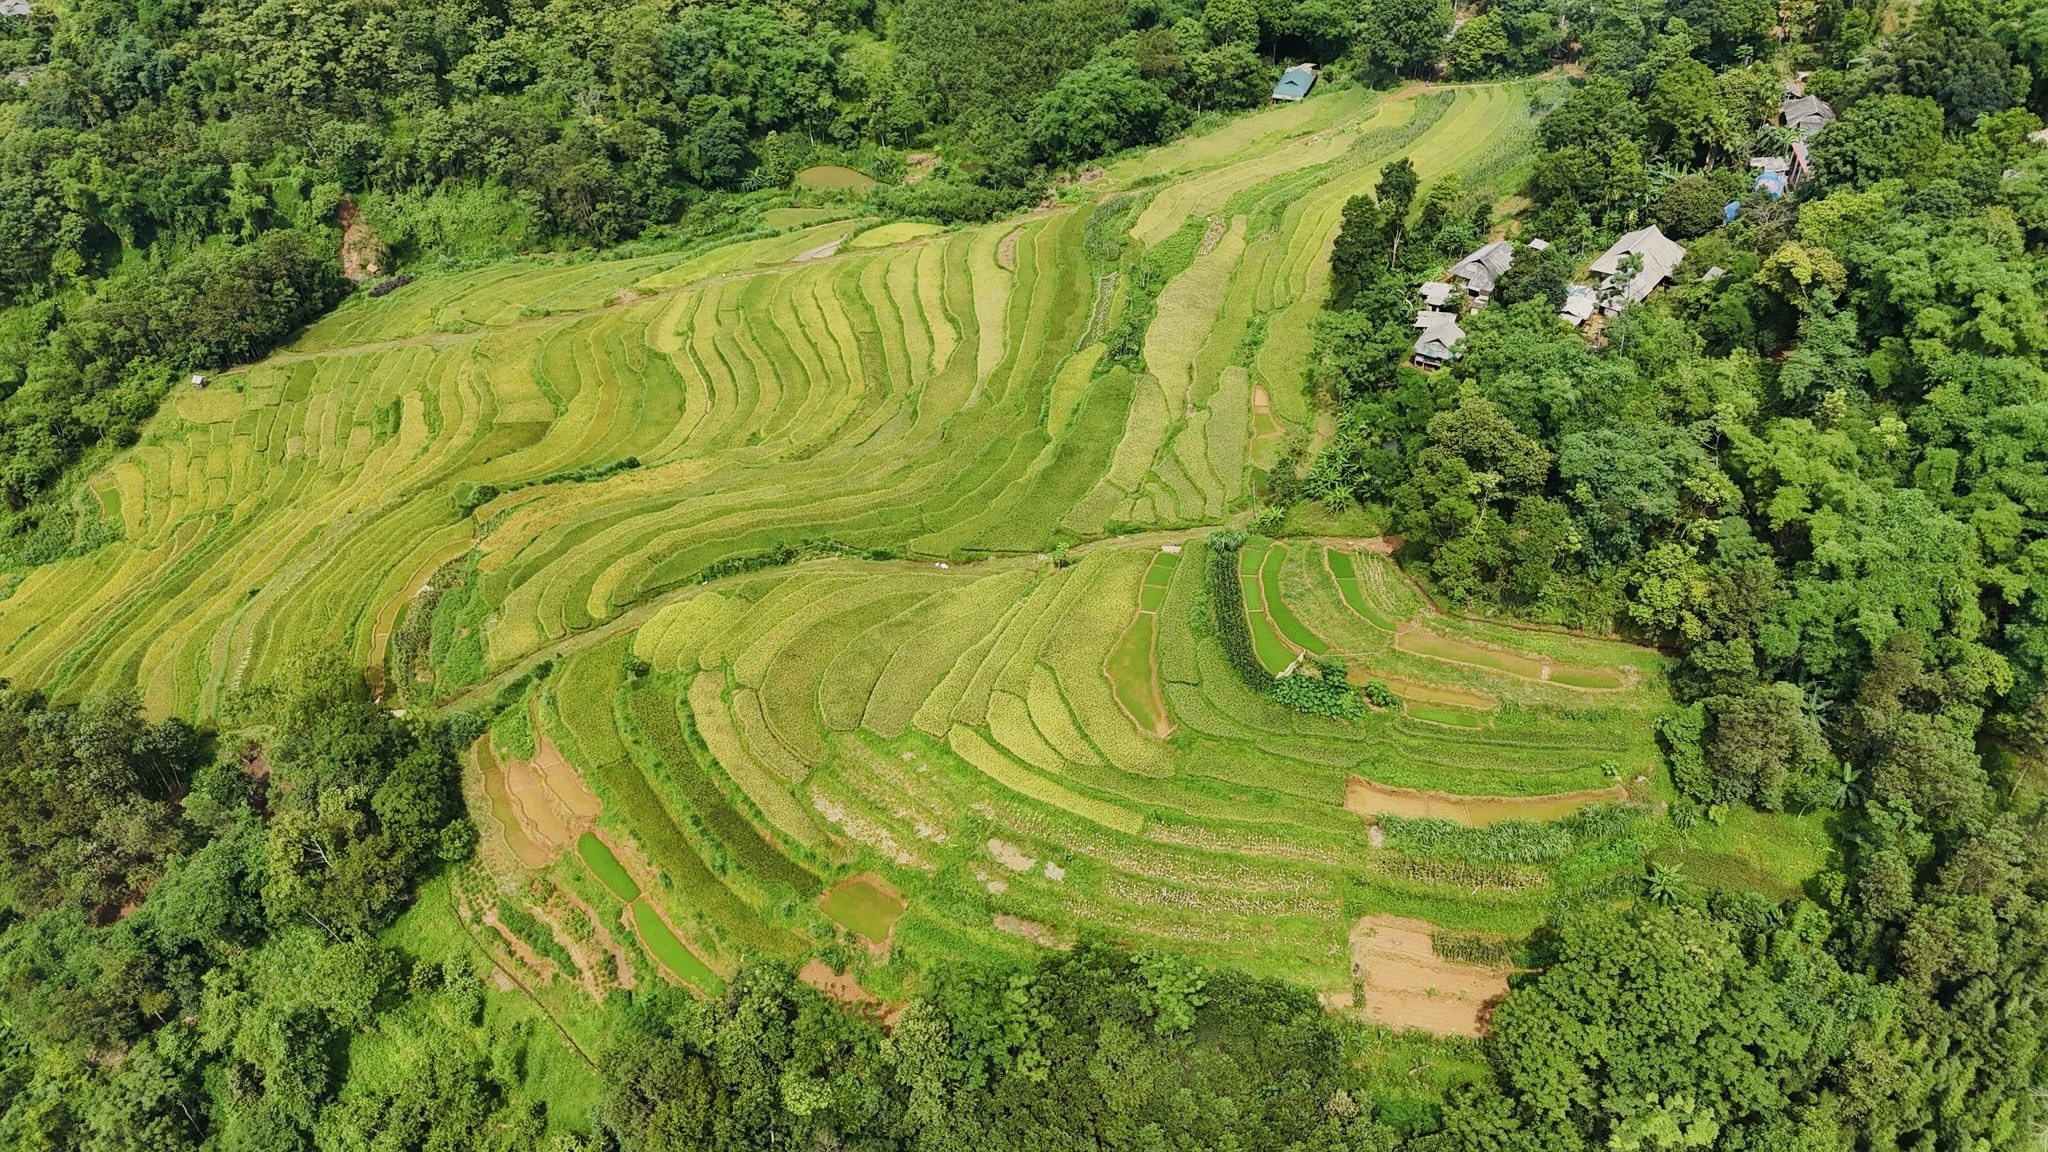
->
[996,228,1022,271]
[994,914,1065,949]
[903,152,939,184]
[1346,775,1626,828]
[987,837,1036,872]
[1348,914,1509,1039]
[338,197,386,283]
[1395,623,1625,691]
[793,238,844,263]
[1251,384,1272,414]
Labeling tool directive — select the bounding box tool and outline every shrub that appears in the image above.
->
[1204,530,1271,692]
[1270,659,1364,719]
[1362,679,1397,708]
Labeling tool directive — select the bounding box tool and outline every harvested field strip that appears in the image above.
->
[1345,776,1626,827]
[1365,673,1495,711]
[1405,703,1488,729]
[1395,625,1624,690]
[1349,914,1510,1039]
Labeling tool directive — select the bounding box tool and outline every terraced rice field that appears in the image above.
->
[0,81,1781,1032]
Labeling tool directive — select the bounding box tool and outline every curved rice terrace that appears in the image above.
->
[0,81,1825,1033]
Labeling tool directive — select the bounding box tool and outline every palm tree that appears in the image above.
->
[1830,763,1862,810]
[1646,862,1688,906]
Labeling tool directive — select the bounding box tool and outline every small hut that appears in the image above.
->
[1271,64,1318,102]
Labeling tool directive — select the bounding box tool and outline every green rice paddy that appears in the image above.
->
[0,80,1816,1010]
[632,900,722,991]
[818,875,907,944]
[577,833,638,902]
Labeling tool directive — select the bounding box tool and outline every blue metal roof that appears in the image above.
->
[1272,65,1317,101]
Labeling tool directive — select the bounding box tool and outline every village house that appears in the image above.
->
[1559,284,1597,328]
[1445,240,1514,305]
[1271,64,1318,102]
[1781,93,1836,138]
[1587,225,1686,316]
[1412,312,1465,369]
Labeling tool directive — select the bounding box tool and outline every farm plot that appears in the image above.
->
[489,535,1675,1012]
[0,79,1764,1026]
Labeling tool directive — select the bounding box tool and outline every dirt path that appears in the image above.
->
[1348,914,1509,1038]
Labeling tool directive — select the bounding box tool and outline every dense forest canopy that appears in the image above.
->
[2,0,2048,1149]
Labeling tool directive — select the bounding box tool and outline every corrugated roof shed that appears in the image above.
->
[1590,225,1687,314]
[1782,94,1835,137]
[1413,316,1465,365]
[1447,240,1515,294]
[1418,281,1455,306]
[1272,64,1318,102]
[1560,285,1597,327]
[0,1,30,16]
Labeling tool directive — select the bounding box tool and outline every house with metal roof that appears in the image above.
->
[1588,225,1687,315]
[1272,64,1318,102]
[1446,240,1514,303]
[1559,285,1597,328]
[1781,94,1835,138]
[1417,281,1455,307]
[1412,314,1465,368]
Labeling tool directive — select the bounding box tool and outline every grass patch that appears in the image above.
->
[794,164,879,191]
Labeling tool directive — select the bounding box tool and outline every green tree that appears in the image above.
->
[1026,57,1173,165]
